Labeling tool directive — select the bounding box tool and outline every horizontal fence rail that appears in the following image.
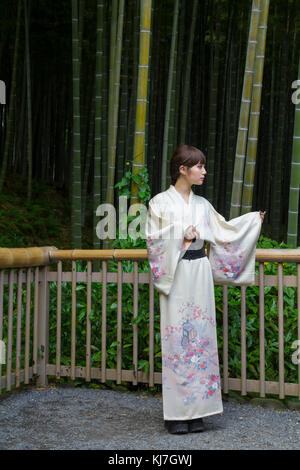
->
[0,247,299,401]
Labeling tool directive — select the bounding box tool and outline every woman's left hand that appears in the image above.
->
[260,210,266,223]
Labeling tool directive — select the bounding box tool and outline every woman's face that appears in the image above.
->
[179,161,207,186]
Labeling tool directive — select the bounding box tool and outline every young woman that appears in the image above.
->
[146,145,265,434]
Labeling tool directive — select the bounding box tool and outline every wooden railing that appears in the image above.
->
[0,247,299,400]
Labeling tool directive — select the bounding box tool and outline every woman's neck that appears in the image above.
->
[174,179,191,198]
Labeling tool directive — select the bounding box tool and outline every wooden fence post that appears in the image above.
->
[37,266,49,386]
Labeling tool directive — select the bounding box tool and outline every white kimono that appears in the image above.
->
[146,184,262,421]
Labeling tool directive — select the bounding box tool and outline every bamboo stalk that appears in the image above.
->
[71,0,82,249]
[261,26,275,221]
[0,246,56,269]
[180,0,198,143]
[106,0,118,205]
[226,39,238,219]
[131,0,152,202]
[287,54,300,246]
[100,0,109,207]
[215,0,232,213]
[161,0,179,192]
[93,0,104,253]
[118,6,130,183]
[241,0,270,214]
[173,0,185,150]
[48,248,300,263]
[147,0,159,182]
[230,0,261,218]
[106,0,125,216]
[127,0,139,167]
[271,7,290,241]
[206,0,221,204]
[144,0,153,168]
[24,0,33,202]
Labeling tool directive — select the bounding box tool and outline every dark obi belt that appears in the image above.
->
[181,238,207,260]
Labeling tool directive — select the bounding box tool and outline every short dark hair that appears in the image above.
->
[170,145,206,185]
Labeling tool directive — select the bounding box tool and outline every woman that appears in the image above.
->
[146,145,265,434]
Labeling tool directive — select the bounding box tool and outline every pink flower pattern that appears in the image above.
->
[161,301,221,405]
[146,236,167,280]
[212,241,244,279]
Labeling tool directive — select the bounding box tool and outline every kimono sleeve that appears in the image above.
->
[145,198,186,296]
[206,201,262,285]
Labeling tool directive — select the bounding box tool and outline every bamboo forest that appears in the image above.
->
[0,0,299,250]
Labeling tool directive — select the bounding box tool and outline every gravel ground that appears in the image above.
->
[0,386,299,450]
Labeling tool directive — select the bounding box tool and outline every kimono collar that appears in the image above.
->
[168,184,194,207]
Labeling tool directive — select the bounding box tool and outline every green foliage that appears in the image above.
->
[115,163,151,203]
[214,234,299,383]
[0,176,70,248]
[112,164,150,250]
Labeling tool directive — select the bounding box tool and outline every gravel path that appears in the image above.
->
[0,386,299,450]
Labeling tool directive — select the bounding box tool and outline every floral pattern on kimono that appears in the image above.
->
[205,200,262,285]
[145,196,186,295]
[146,236,167,280]
[210,241,245,280]
[161,300,221,406]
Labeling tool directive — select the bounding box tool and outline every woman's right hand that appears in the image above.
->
[182,225,200,250]
[184,225,200,240]
[259,210,266,223]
